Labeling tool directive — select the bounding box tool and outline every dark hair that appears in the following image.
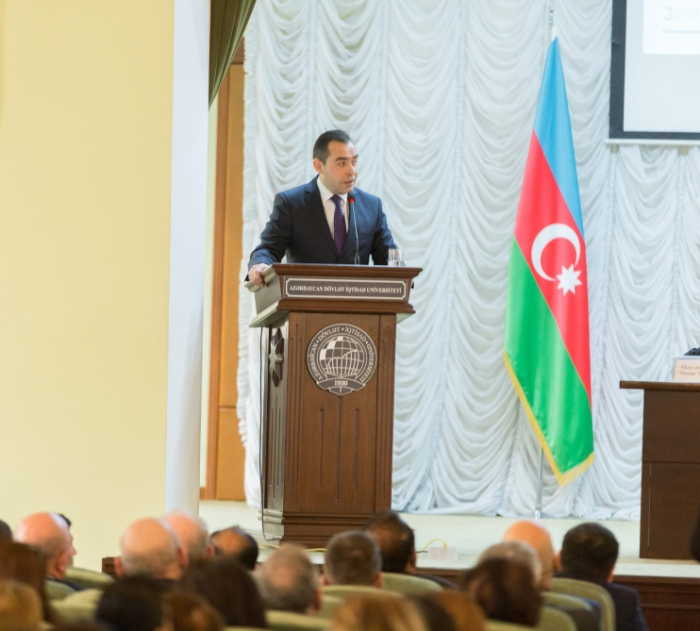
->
[176,556,266,628]
[96,576,165,631]
[324,531,381,586]
[312,130,353,164]
[560,523,619,582]
[0,520,11,542]
[210,527,258,570]
[424,591,486,631]
[52,625,104,631]
[0,541,56,623]
[363,511,415,573]
[409,595,457,631]
[461,559,541,627]
[164,591,224,631]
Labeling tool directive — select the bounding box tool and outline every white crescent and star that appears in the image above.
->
[530,223,583,296]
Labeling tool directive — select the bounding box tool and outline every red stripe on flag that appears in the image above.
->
[514,132,591,399]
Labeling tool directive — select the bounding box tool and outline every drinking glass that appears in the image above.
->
[388,248,404,267]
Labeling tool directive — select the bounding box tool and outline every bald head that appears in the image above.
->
[211,527,258,570]
[163,513,212,565]
[117,518,185,580]
[14,513,75,580]
[502,521,557,590]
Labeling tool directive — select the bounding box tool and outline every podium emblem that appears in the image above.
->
[307,324,377,396]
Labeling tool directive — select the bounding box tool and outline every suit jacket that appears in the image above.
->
[248,178,396,268]
[557,572,648,631]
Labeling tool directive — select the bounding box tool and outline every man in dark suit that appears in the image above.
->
[557,522,648,631]
[247,129,396,286]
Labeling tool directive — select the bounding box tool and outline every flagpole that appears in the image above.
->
[534,447,544,519]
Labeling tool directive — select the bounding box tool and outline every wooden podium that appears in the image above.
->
[620,381,700,559]
[247,264,421,546]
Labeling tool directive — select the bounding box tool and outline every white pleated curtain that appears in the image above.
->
[237,0,700,519]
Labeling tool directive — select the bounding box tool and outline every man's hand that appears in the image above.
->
[248,263,269,288]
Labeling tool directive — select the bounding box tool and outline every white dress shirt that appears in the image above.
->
[317,178,349,237]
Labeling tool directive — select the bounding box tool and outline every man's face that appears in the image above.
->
[313,140,358,195]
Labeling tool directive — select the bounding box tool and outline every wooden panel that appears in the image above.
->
[296,313,378,515]
[643,390,700,462]
[643,462,700,559]
[375,314,396,511]
[215,408,246,499]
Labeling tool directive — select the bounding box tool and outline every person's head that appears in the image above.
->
[461,559,541,627]
[0,541,53,623]
[0,579,42,631]
[13,512,76,580]
[502,520,558,590]
[363,511,416,574]
[0,520,12,542]
[324,531,382,587]
[330,594,427,631]
[176,556,266,628]
[559,523,619,583]
[164,591,224,631]
[423,591,486,631]
[210,527,258,570]
[96,576,168,631]
[116,518,186,580]
[257,544,320,614]
[163,513,213,566]
[312,130,357,196]
[477,541,542,589]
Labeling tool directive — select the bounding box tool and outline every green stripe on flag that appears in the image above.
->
[504,241,594,484]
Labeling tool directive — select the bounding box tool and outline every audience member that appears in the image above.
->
[96,576,168,631]
[461,558,541,627]
[409,594,457,631]
[210,526,259,570]
[51,626,103,631]
[363,511,455,588]
[116,518,186,585]
[324,531,382,587]
[330,594,428,631]
[164,513,213,566]
[165,591,224,631]
[558,523,648,631]
[477,541,542,587]
[0,579,42,631]
[257,544,320,614]
[424,591,486,631]
[14,512,78,587]
[0,541,56,623]
[177,556,267,628]
[502,520,558,590]
[481,538,597,631]
[0,520,12,542]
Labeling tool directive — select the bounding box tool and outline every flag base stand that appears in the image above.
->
[534,447,544,519]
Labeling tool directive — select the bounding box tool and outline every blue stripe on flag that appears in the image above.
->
[533,38,584,236]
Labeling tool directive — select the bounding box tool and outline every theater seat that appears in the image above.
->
[266,610,329,630]
[65,566,114,590]
[51,587,101,623]
[380,572,443,595]
[45,580,75,601]
[550,577,615,631]
[486,622,533,631]
[537,606,576,631]
[318,585,400,618]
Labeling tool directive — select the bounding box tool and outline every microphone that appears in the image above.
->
[349,192,360,265]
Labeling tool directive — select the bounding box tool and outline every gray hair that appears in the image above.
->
[477,540,542,587]
[257,544,319,613]
[324,531,381,586]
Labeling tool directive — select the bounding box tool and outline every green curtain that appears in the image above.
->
[209,0,257,106]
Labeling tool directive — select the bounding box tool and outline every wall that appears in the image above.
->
[0,1,175,570]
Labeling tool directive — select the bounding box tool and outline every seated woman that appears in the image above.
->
[460,558,541,627]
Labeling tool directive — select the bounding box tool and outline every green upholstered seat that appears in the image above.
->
[318,585,400,619]
[45,579,75,601]
[266,610,329,631]
[542,591,594,612]
[550,577,616,631]
[486,621,534,631]
[65,566,114,590]
[537,606,577,631]
[380,572,443,595]
[52,587,101,623]
[316,594,344,619]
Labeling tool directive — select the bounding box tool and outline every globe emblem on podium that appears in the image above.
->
[307,324,377,395]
